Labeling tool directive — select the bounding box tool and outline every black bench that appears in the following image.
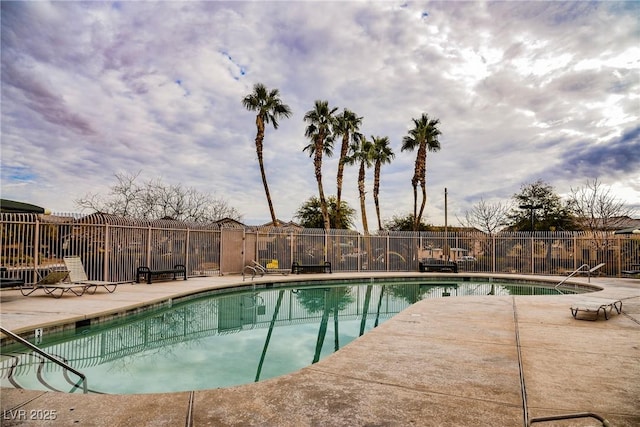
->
[136,265,187,284]
[419,259,458,273]
[1,267,25,289]
[291,261,332,274]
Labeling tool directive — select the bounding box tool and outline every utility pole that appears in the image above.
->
[519,203,542,274]
[444,188,449,260]
[519,204,542,231]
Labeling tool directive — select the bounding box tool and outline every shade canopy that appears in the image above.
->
[614,227,640,235]
[0,199,46,214]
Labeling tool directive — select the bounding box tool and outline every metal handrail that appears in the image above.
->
[0,326,88,394]
[555,264,590,291]
[242,265,258,281]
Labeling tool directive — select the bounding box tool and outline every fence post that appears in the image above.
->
[242,228,246,271]
[357,233,361,272]
[219,228,225,275]
[573,234,577,271]
[185,228,190,276]
[289,231,294,268]
[530,234,535,274]
[104,223,110,281]
[386,234,390,272]
[616,235,621,276]
[324,230,328,262]
[255,229,260,265]
[33,215,40,275]
[492,234,496,273]
[146,225,152,268]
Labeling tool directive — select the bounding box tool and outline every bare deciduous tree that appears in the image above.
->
[458,198,511,235]
[75,172,241,223]
[569,178,636,234]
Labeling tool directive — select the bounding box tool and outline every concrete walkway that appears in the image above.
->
[1,273,639,426]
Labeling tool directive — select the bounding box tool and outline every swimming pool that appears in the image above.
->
[0,277,589,394]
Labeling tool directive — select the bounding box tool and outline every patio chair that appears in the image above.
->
[621,262,640,277]
[582,262,606,276]
[562,263,606,279]
[242,260,290,281]
[254,260,290,275]
[570,298,622,320]
[63,256,119,293]
[20,270,88,298]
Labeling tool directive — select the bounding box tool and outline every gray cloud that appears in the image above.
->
[1,1,638,226]
[555,126,640,177]
[2,62,96,136]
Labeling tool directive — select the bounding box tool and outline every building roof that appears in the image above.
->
[591,216,640,231]
[259,220,304,230]
[215,217,246,228]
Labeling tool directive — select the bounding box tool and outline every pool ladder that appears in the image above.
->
[0,326,88,394]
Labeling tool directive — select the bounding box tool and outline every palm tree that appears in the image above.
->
[242,83,292,226]
[303,100,338,231]
[345,135,374,234]
[401,113,441,231]
[333,109,363,219]
[371,136,395,231]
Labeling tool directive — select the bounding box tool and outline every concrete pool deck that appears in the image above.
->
[1,273,639,426]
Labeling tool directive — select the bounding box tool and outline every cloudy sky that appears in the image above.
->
[1,1,639,228]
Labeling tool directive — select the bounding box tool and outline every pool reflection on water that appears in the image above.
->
[0,279,582,394]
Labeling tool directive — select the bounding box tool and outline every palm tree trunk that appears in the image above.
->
[257,149,278,226]
[417,179,427,229]
[413,145,426,231]
[255,116,278,225]
[316,173,330,231]
[412,178,418,231]
[336,134,349,218]
[358,161,369,234]
[314,141,331,231]
[374,163,382,231]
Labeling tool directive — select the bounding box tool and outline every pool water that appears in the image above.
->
[0,279,582,394]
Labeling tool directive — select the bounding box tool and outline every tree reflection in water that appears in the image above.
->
[294,287,354,363]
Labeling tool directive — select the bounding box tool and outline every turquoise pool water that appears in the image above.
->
[0,278,584,394]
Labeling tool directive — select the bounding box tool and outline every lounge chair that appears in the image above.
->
[254,260,289,275]
[621,263,640,277]
[621,269,640,277]
[64,256,119,293]
[242,260,289,281]
[570,298,622,320]
[20,270,88,298]
[580,262,606,276]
